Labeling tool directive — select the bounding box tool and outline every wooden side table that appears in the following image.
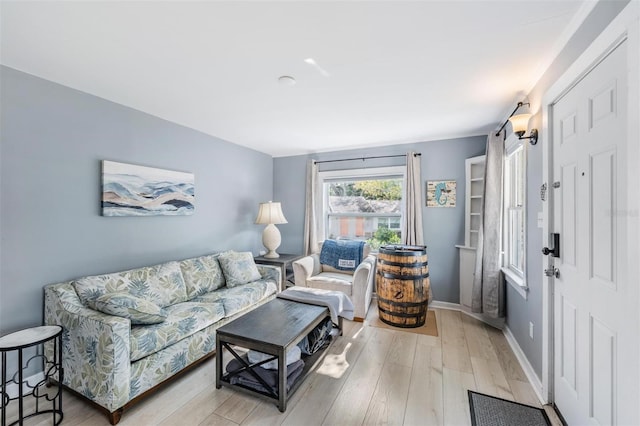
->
[0,325,63,426]
[254,253,305,292]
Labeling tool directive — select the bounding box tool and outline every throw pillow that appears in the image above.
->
[218,251,262,288]
[88,292,168,325]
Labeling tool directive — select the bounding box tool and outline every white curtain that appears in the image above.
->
[472,131,505,318]
[402,152,424,246]
[303,160,321,255]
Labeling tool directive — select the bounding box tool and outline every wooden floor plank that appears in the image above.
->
[362,362,412,425]
[404,344,443,426]
[440,309,473,373]
[461,314,499,361]
[508,379,541,408]
[385,331,418,368]
[470,356,514,401]
[485,326,529,382]
[321,327,395,426]
[442,367,476,426]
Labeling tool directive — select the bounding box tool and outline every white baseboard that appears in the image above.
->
[430,300,544,404]
[503,325,547,405]
[430,300,505,330]
[4,372,45,399]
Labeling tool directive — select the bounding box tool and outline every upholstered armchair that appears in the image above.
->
[292,242,376,321]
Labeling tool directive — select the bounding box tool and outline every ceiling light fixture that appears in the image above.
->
[278,75,296,86]
[496,101,538,145]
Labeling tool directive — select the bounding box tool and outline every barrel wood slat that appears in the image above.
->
[376,245,431,328]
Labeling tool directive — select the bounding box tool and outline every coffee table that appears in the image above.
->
[215,298,340,412]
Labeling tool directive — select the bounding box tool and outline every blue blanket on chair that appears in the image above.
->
[319,240,365,272]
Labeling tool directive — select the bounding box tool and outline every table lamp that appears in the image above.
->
[255,201,288,258]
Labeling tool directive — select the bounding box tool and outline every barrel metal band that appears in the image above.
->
[377,271,430,280]
[377,259,429,268]
[378,316,426,328]
[379,250,427,257]
[377,297,427,308]
[378,305,425,318]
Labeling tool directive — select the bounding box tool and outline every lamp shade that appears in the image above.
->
[255,201,288,225]
[508,113,532,135]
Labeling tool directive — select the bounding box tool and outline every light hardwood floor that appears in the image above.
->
[9,309,563,425]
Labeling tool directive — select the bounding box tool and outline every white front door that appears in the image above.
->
[551,38,635,425]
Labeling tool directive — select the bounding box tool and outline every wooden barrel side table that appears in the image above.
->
[0,325,63,426]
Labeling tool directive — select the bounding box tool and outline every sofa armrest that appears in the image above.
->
[44,282,132,412]
[256,264,281,287]
[292,254,320,287]
[351,255,376,319]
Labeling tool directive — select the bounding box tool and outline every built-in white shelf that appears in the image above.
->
[458,154,486,309]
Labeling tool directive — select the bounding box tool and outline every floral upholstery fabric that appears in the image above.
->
[179,254,226,298]
[193,279,277,317]
[88,293,168,325]
[129,301,224,362]
[217,251,262,287]
[44,256,281,416]
[73,261,188,308]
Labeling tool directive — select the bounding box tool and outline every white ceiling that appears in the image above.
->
[1,1,590,157]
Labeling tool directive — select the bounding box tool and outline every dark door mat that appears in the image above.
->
[468,390,551,426]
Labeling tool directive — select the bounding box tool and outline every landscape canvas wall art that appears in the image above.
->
[102,161,195,216]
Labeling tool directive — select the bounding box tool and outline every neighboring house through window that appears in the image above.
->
[502,134,527,298]
[318,166,405,250]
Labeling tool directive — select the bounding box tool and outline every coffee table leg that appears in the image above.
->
[278,347,287,412]
[215,335,222,389]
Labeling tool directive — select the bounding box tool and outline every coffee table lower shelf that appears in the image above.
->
[216,337,335,412]
[215,298,342,412]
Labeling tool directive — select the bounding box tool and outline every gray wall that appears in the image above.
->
[274,136,486,304]
[505,0,630,379]
[0,67,273,338]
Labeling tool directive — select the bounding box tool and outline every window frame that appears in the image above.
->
[318,166,405,248]
[501,134,528,299]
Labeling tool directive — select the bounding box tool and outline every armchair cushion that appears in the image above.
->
[218,251,262,287]
[88,293,168,325]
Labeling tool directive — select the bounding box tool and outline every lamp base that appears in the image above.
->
[262,224,282,259]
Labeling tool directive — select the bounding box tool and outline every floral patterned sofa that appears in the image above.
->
[44,251,279,425]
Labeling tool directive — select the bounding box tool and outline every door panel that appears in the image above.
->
[590,315,615,425]
[590,150,616,285]
[552,40,629,425]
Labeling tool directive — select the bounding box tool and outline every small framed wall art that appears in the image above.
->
[426,180,456,207]
[102,160,195,216]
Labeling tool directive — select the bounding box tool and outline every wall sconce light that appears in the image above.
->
[496,102,539,145]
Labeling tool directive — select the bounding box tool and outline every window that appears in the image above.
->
[319,167,405,250]
[502,135,527,297]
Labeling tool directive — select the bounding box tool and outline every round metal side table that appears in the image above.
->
[0,325,63,426]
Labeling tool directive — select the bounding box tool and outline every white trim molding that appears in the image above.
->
[503,326,546,404]
[430,301,506,330]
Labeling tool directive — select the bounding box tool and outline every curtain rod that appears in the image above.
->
[314,153,421,165]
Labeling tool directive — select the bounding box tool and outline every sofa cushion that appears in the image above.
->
[218,251,261,288]
[73,261,188,308]
[129,301,225,362]
[88,293,167,325]
[193,280,277,317]
[307,272,353,295]
[179,254,226,299]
